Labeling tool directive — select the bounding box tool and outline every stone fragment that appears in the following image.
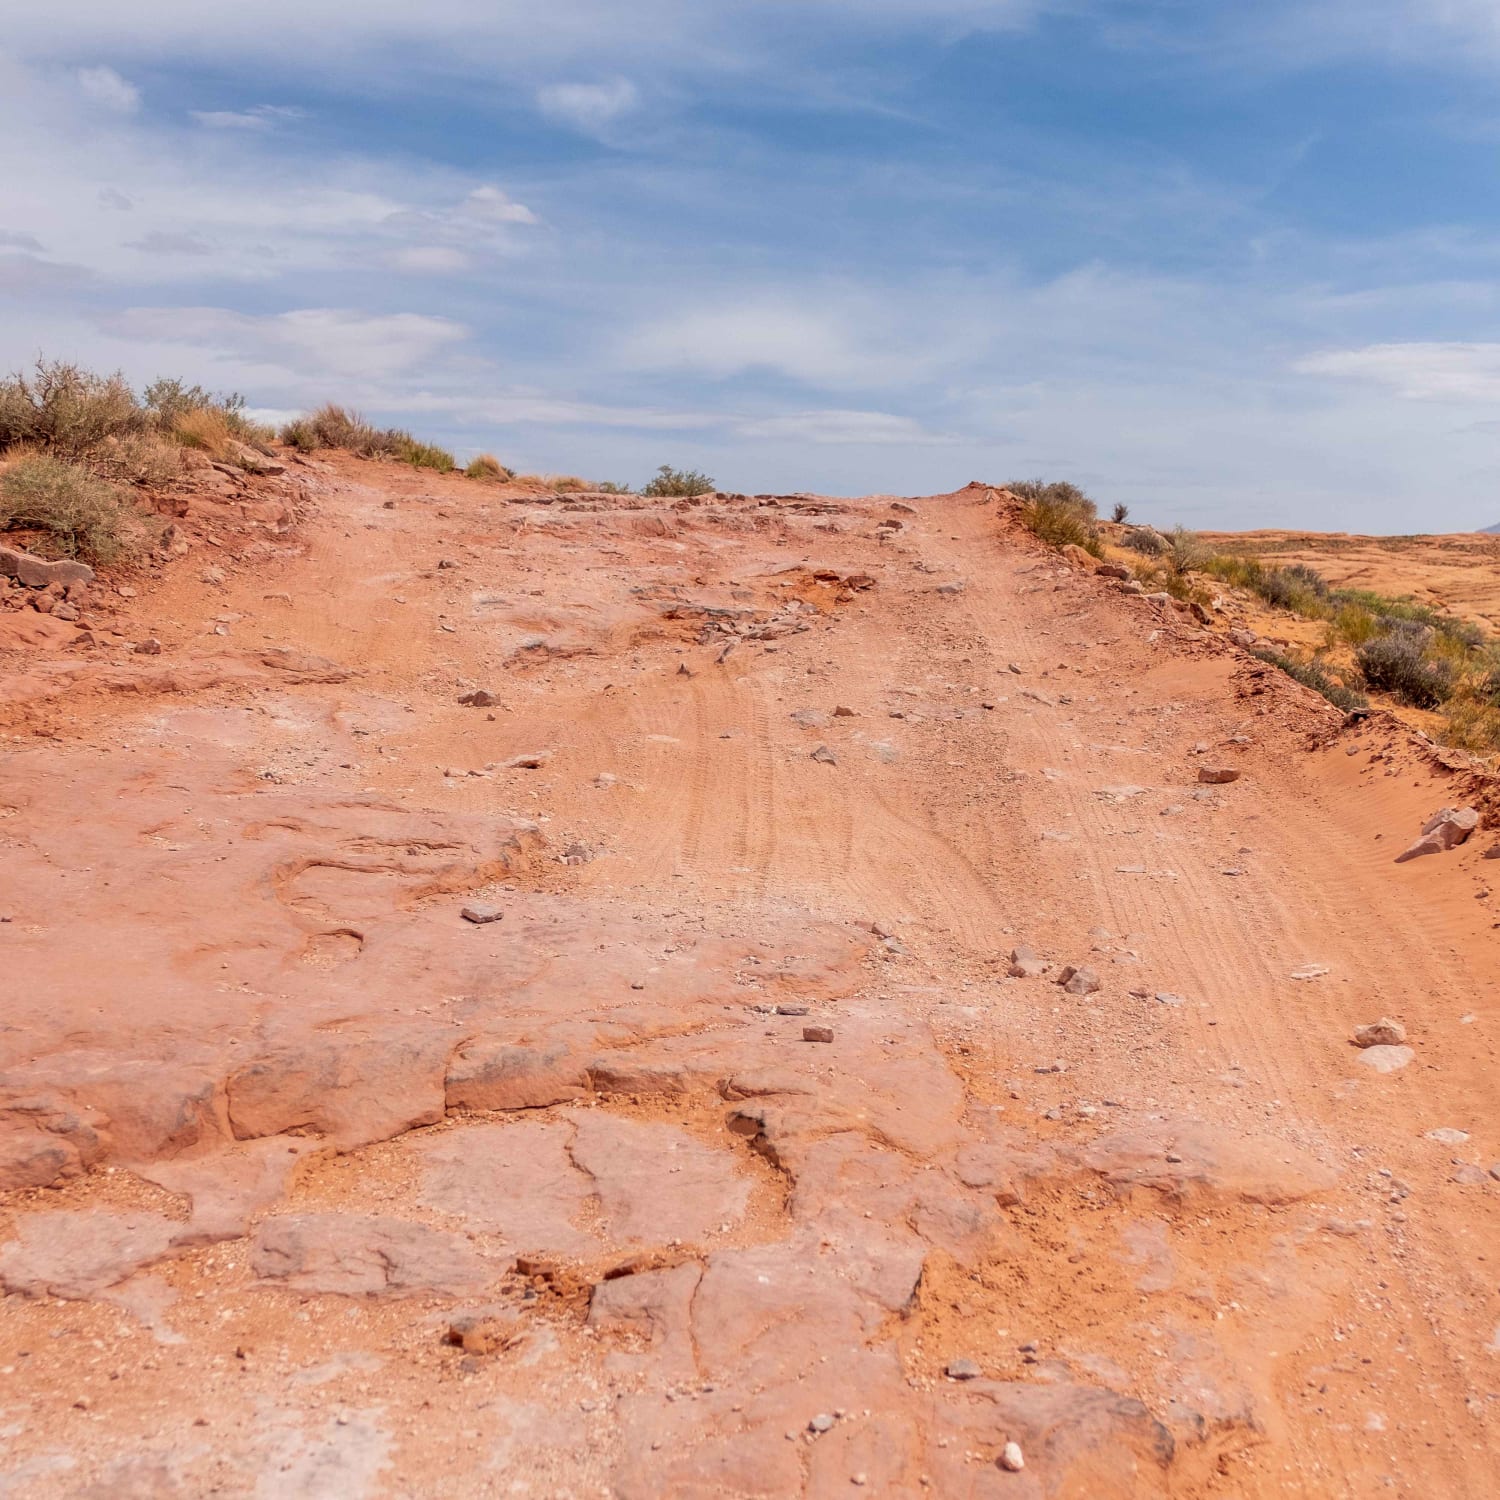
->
[1394,807,1479,863]
[458,689,498,707]
[1094,562,1131,579]
[803,1025,834,1043]
[1008,944,1048,979]
[1353,1019,1406,1048]
[946,1358,981,1380]
[999,1442,1025,1473]
[1197,766,1241,784]
[461,903,503,924]
[1425,1127,1470,1146]
[1057,965,1101,996]
[810,745,838,765]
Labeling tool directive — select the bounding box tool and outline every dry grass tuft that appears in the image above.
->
[0,450,145,564]
[464,453,511,481]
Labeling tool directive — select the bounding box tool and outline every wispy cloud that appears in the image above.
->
[191,104,306,130]
[1296,342,1500,402]
[537,79,639,137]
[76,64,138,112]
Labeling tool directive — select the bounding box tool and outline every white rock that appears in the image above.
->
[999,1441,1025,1472]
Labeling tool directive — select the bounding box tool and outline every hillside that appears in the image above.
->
[0,457,1497,1498]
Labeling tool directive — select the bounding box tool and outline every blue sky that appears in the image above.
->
[5,1,1500,528]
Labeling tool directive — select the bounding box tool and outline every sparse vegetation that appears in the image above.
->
[1010,478,1103,558]
[595,481,635,494]
[464,454,511,481]
[0,451,143,564]
[642,465,714,498]
[1355,626,1454,708]
[1250,646,1368,712]
[277,404,455,471]
[1111,502,1129,523]
[1123,525,1168,557]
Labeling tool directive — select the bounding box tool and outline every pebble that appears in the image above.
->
[811,745,838,765]
[945,1358,981,1380]
[999,1441,1025,1472]
[809,1413,836,1433]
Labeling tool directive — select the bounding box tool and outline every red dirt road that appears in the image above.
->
[0,461,1496,1497]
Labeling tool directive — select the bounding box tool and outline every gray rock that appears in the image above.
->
[945,1358,981,1380]
[1425,1127,1470,1146]
[461,903,503,925]
[810,745,837,765]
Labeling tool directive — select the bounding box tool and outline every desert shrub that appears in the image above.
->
[546,475,587,491]
[595,481,635,494]
[1356,626,1454,708]
[464,453,510,481]
[1251,647,1367,712]
[172,405,235,459]
[86,431,182,489]
[1124,526,1169,557]
[0,451,142,563]
[642,464,714,498]
[1165,525,1208,575]
[0,359,143,456]
[280,418,320,452]
[1016,479,1102,557]
[1111,502,1129,523]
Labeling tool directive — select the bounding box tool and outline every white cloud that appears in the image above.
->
[537,78,639,136]
[459,186,539,226]
[1296,342,1500,402]
[126,230,214,256]
[191,104,306,130]
[76,65,139,112]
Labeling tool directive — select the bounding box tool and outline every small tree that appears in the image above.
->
[1111,502,1129,523]
[642,464,714,498]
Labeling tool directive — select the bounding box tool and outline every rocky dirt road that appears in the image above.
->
[0,463,1496,1497]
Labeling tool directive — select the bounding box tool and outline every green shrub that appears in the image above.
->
[1251,647,1367,712]
[0,452,141,563]
[1356,627,1454,708]
[388,432,455,472]
[642,464,714,498]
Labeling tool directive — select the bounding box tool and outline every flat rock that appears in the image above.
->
[460,902,503,923]
[0,544,94,588]
[1357,1045,1414,1074]
[250,1212,492,1297]
[1058,965,1101,996]
[0,1210,181,1299]
[1197,766,1242,784]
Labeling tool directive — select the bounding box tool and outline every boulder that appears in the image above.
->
[1394,807,1479,864]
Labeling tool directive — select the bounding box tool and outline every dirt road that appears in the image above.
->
[1,462,1496,1497]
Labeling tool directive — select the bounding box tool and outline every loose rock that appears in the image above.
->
[802,1025,834,1043]
[810,745,838,765]
[461,903,503,925]
[1353,1019,1406,1048]
[1357,1045,1414,1074]
[1197,766,1241,784]
[1057,965,1101,996]
[945,1358,981,1380]
[999,1441,1025,1472]
[1394,807,1479,864]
